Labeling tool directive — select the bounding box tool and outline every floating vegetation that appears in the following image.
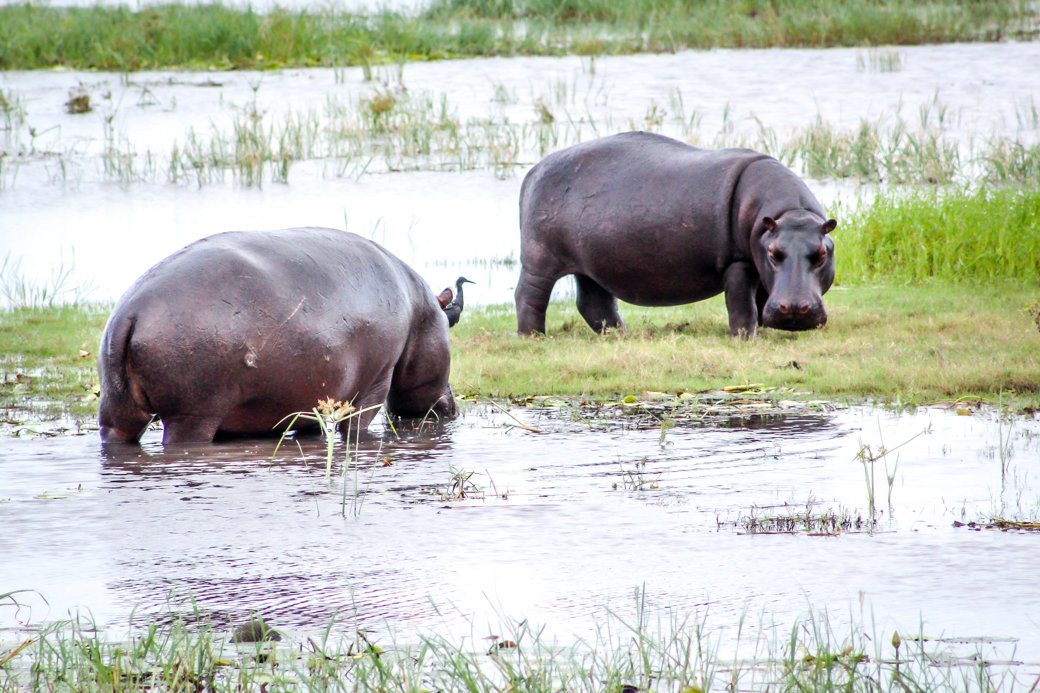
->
[613,458,660,491]
[438,465,486,501]
[855,47,903,72]
[954,519,1040,532]
[63,86,92,115]
[522,389,834,430]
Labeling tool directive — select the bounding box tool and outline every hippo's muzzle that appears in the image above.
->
[761,295,827,331]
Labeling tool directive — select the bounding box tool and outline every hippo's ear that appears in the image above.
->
[436,288,453,309]
[822,219,838,234]
[762,217,778,233]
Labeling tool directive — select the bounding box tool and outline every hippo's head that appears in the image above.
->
[752,212,837,331]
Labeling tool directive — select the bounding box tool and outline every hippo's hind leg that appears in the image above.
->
[340,372,393,440]
[575,274,623,333]
[515,266,559,335]
[160,414,224,445]
[387,326,456,420]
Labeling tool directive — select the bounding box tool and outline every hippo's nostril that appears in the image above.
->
[797,302,811,315]
[777,302,791,315]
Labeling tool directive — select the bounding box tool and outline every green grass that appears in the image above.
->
[0,305,107,423]
[838,187,1040,283]
[0,0,1034,71]
[450,283,1040,407]
[3,282,1037,427]
[0,595,1028,691]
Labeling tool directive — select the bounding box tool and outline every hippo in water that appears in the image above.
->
[515,131,837,337]
[98,228,457,445]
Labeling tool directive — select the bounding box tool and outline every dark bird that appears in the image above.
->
[440,276,474,328]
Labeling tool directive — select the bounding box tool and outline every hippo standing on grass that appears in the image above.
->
[515,131,837,337]
[98,228,457,445]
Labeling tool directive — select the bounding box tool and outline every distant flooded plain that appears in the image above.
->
[2,41,1038,305]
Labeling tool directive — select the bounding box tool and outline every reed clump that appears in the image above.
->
[837,187,1040,283]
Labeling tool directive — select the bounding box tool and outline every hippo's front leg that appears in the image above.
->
[723,262,759,339]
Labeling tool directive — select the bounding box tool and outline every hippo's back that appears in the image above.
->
[518,132,770,304]
[120,228,423,330]
[104,228,437,424]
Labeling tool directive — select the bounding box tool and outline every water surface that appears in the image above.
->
[2,404,1038,662]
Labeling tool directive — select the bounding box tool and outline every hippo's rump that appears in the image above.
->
[107,228,436,428]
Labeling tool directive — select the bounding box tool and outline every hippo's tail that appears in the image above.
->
[98,313,153,442]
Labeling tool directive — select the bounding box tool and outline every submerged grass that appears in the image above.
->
[0,0,1035,71]
[13,76,1038,189]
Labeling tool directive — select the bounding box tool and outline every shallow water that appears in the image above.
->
[2,404,1039,662]
[2,42,1038,306]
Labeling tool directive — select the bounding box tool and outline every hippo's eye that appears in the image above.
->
[768,248,785,263]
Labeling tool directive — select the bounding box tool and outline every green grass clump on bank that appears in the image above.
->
[0,0,1034,71]
[838,187,1040,283]
[450,283,1040,407]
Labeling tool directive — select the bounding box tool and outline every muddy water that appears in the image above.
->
[2,405,1039,658]
[2,42,1038,306]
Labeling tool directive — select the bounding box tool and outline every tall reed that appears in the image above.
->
[837,187,1040,284]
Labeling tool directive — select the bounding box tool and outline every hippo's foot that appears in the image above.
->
[575,274,623,334]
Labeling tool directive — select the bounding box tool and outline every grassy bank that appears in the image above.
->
[0,0,1035,71]
[2,282,1039,426]
[839,187,1040,283]
[450,283,1040,407]
[0,305,107,424]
